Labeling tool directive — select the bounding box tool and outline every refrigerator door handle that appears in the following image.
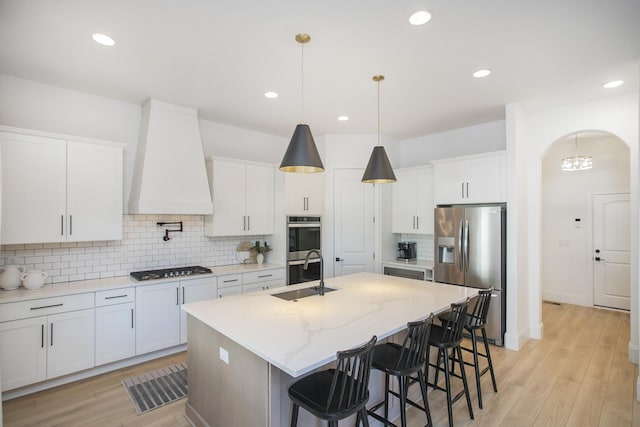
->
[463,220,470,273]
[458,220,464,271]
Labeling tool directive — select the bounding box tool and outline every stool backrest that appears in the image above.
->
[326,335,377,412]
[468,288,493,328]
[440,298,470,345]
[394,314,433,372]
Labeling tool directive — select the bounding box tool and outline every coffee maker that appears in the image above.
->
[397,242,417,262]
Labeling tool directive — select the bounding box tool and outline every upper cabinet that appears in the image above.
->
[391,166,434,235]
[284,172,324,216]
[0,129,124,244]
[432,151,506,205]
[204,157,275,237]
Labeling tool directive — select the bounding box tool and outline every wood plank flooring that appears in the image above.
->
[2,302,639,426]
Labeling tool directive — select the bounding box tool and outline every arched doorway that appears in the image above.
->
[541,131,630,309]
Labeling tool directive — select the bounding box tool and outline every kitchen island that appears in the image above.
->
[182,272,477,427]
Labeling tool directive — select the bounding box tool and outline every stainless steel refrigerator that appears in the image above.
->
[434,204,506,346]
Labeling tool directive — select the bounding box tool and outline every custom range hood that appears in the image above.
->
[129,99,213,214]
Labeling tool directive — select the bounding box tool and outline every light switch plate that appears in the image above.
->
[219,346,229,364]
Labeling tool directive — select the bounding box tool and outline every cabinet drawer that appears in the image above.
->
[243,269,285,284]
[0,293,94,322]
[217,286,242,298]
[218,274,243,289]
[95,287,135,307]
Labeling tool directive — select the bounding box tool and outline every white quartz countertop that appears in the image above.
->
[0,262,284,304]
[182,272,477,378]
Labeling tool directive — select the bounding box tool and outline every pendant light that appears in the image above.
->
[279,33,324,173]
[561,133,592,171]
[362,75,396,183]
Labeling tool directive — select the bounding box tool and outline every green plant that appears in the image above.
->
[250,240,271,254]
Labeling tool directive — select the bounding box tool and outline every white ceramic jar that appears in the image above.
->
[21,271,48,290]
[0,265,27,290]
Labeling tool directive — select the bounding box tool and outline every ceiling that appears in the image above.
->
[1,0,638,140]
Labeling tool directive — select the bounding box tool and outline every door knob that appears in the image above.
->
[335,257,344,262]
[595,257,605,261]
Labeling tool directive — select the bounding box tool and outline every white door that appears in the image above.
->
[333,169,375,276]
[95,303,135,366]
[47,309,95,379]
[593,193,630,310]
[180,277,218,343]
[0,316,47,391]
[136,282,181,354]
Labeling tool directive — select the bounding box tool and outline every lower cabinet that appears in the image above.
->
[135,281,181,355]
[0,308,95,391]
[180,277,217,344]
[95,302,135,366]
[217,273,243,298]
[242,268,285,293]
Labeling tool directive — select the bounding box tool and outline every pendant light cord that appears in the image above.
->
[377,78,381,146]
[300,42,304,124]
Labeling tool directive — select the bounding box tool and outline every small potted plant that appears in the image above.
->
[250,240,271,264]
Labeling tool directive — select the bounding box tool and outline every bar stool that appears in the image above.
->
[288,336,377,427]
[427,299,473,427]
[440,288,497,409]
[367,314,434,427]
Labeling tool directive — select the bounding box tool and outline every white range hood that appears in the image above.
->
[129,99,213,214]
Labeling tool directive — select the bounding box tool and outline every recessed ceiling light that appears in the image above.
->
[473,69,491,78]
[409,11,432,26]
[602,80,624,89]
[92,33,115,46]
[264,91,278,99]
[337,116,349,121]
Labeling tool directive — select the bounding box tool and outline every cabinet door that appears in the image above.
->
[245,164,274,235]
[95,303,135,366]
[0,132,66,244]
[180,277,217,344]
[135,282,181,355]
[67,141,123,241]
[391,169,417,234]
[47,308,95,379]
[0,316,47,391]
[432,161,467,205]
[285,172,324,215]
[207,160,246,236]
[464,155,505,203]
[415,167,434,234]
[217,286,242,298]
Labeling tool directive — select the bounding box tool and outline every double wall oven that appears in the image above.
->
[287,216,321,285]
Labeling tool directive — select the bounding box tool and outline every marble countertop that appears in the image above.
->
[0,262,284,304]
[382,259,434,269]
[182,272,477,378]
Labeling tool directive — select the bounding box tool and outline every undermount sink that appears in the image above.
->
[272,286,337,301]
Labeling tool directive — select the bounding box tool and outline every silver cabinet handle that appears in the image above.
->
[69,214,73,235]
[176,287,179,305]
[223,278,238,283]
[416,216,419,229]
[31,303,63,311]
[258,274,273,278]
[131,308,134,329]
[41,324,44,348]
[461,183,464,198]
[50,323,54,347]
[61,215,64,236]
[247,216,250,230]
[466,182,469,198]
[105,294,127,300]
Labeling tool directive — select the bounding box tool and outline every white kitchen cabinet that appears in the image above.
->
[205,157,275,237]
[0,316,47,390]
[95,287,136,366]
[217,273,243,298]
[135,282,181,355]
[0,129,123,244]
[180,277,217,344]
[242,268,285,293]
[391,166,434,235]
[0,293,95,391]
[432,151,506,205]
[46,308,95,379]
[284,172,324,215]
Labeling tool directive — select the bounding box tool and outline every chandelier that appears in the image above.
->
[561,133,592,171]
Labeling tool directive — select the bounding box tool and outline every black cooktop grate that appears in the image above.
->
[129,266,212,281]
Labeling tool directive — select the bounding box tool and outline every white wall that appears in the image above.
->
[398,120,506,167]
[541,134,629,306]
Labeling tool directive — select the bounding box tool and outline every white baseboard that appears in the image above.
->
[2,345,186,401]
[630,342,640,365]
[542,290,590,307]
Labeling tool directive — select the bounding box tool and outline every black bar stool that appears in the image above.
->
[288,335,377,427]
[367,314,434,427]
[440,288,497,409]
[427,299,474,427]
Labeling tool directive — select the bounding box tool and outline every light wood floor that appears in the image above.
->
[2,302,639,426]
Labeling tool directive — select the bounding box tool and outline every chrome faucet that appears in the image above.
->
[304,249,324,296]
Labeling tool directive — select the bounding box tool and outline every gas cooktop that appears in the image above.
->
[129,266,212,281]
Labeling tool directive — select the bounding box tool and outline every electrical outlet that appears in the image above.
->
[219,347,229,364]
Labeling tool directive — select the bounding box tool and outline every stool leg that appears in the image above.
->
[398,375,407,427]
[359,408,370,427]
[434,347,442,388]
[329,421,338,427]
[384,373,390,421]
[417,368,433,427]
[470,329,483,409]
[290,403,299,427]
[456,345,474,420]
[443,349,454,427]
[481,327,498,392]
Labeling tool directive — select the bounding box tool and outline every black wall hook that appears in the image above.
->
[156,221,183,241]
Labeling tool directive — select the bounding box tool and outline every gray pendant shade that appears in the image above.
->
[279,124,325,173]
[361,145,396,183]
